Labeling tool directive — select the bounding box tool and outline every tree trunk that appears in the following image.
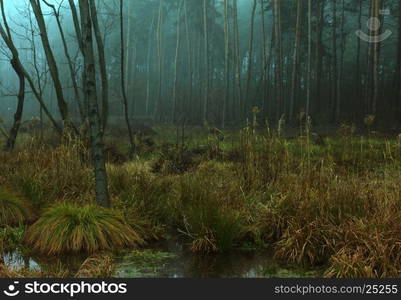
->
[260,0,267,119]
[372,0,380,115]
[331,0,338,121]
[0,0,61,135]
[314,0,325,117]
[79,0,110,208]
[146,14,156,116]
[155,0,164,122]
[30,0,72,131]
[397,0,401,123]
[89,0,109,133]
[273,0,283,120]
[203,0,209,124]
[233,0,242,122]
[5,58,25,151]
[245,0,257,117]
[184,0,193,121]
[120,0,135,152]
[306,0,312,117]
[223,0,229,129]
[42,0,84,123]
[173,1,183,124]
[290,0,303,122]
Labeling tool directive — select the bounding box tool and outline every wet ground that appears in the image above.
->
[4,240,321,278]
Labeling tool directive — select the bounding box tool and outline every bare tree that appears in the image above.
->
[0,0,25,151]
[290,0,303,122]
[0,0,61,135]
[79,0,110,208]
[30,0,74,132]
[42,0,85,123]
[89,0,109,132]
[120,0,135,153]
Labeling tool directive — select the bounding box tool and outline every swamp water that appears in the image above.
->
[4,240,320,278]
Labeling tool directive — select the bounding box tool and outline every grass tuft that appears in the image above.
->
[0,188,35,226]
[25,203,144,255]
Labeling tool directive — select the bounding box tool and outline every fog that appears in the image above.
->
[0,0,400,129]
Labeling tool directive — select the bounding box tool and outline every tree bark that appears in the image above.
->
[273,0,283,120]
[223,0,229,129]
[245,0,257,117]
[79,0,110,208]
[0,0,61,135]
[42,0,84,123]
[30,0,72,131]
[203,0,209,124]
[120,0,135,152]
[89,0,109,133]
[290,0,303,122]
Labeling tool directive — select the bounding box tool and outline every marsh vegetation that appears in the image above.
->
[0,0,401,278]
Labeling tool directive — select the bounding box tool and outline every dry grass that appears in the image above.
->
[75,253,115,278]
[1,126,401,277]
[0,188,35,226]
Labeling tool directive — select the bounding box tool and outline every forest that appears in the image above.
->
[0,0,400,278]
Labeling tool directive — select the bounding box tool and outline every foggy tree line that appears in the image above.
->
[1,0,401,136]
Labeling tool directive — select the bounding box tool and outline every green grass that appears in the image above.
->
[25,203,144,255]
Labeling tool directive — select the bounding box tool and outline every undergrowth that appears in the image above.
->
[0,125,400,277]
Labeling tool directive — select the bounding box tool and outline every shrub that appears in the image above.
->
[25,203,144,255]
[0,188,35,226]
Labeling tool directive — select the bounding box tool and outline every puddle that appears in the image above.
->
[4,240,321,278]
[115,240,321,278]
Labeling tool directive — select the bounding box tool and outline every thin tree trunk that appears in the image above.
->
[331,0,338,121]
[0,0,61,135]
[233,0,242,122]
[89,0,109,133]
[42,0,84,122]
[260,0,267,119]
[78,0,110,208]
[146,14,156,116]
[336,0,345,121]
[155,0,164,122]
[223,0,229,129]
[5,58,25,151]
[356,0,363,105]
[184,0,193,121]
[306,0,312,117]
[120,0,135,152]
[30,0,72,131]
[245,0,257,117]
[315,0,325,117]
[273,0,283,120]
[290,0,303,122]
[173,0,183,124]
[203,0,209,124]
[397,0,401,123]
[372,0,380,115]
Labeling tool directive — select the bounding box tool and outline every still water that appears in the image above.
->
[4,240,320,278]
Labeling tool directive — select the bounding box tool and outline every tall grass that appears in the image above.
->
[1,126,401,277]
